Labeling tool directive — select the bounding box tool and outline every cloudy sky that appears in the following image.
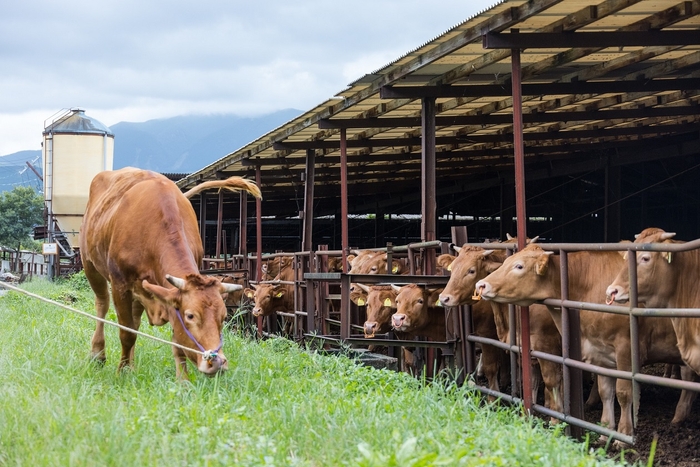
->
[0,0,496,156]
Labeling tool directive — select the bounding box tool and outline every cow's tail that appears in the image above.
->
[183,177,262,200]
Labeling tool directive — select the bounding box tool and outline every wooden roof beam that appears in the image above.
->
[319,104,700,129]
[483,30,700,49]
[380,78,700,99]
[271,123,697,150]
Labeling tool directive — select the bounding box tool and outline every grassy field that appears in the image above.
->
[0,275,639,466]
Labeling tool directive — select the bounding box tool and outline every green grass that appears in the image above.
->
[0,276,634,466]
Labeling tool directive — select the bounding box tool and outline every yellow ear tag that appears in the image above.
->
[383,298,392,307]
[392,265,399,274]
[275,291,284,298]
[447,263,453,272]
[357,298,365,306]
[667,252,673,264]
[246,291,254,298]
[435,299,441,307]
[471,287,482,301]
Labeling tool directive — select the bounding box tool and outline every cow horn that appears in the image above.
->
[450,243,462,253]
[506,233,514,240]
[529,236,540,244]
[391,284,402,293]
[660,232,676,240]
[166,274,186,290]
[482,249,494,257]
[221,282,243,293]
[356,283,371,293]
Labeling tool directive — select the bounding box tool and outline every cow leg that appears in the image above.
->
[597,375,617,435]
[614,376,636,447]
[84,261,110,364]
[112,287,138,371]
[173,347,189,381]
[585,372,601,408]
[671,366,699,424]
[479,343,501,402]
[538,358,563,423]
[529,359,543,407]
[129,300,145,362]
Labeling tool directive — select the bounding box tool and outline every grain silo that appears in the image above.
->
[42,108,114,258]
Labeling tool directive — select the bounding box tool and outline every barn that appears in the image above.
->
[170,0,700,460]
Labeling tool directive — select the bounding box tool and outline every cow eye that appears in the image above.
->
[417,299,423,304]
[186,312,195,320]
[370,266,377,272]
[468,268,476,275]
[514,263,524,270]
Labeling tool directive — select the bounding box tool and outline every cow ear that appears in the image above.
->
[142,280,179,305]
[535,252,553,276]
[273,287,286,299]
[427,288,442,305]
[437,254,456,271]
[243,287,255,299]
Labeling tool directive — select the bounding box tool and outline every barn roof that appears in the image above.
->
[177,0,700,220]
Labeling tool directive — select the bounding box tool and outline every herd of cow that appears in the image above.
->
[77,168,700,447]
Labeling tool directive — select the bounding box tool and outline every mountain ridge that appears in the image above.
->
[0,108,302,189]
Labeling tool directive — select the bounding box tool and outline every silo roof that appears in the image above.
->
[44,109,113,136]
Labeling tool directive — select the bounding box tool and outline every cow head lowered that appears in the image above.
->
[606,227,678,307]
[141,273,241,376]
[475,244,555,306]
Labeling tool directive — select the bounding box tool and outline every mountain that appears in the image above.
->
[0,109,303,190]
[111,109,302,173]
[0,151,43,192]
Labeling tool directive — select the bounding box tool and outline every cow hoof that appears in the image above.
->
[90,353,106,366]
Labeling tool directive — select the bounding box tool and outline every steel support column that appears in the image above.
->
[421,97,437,276]
[340,129,349,273]
[239,191,247,263]
[302,149,316,252]
[255,165,263,337]
[215,190,223,258]
[511,46,533,412]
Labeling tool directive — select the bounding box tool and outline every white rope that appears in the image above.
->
[0,281,207,357]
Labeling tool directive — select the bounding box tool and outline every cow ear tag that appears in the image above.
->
[472,287,481,301]
[447,263,453,272]
[357,298,365,306]
[245,290,254,298]
[275,291,284,298]
[667,252,673,264]
[435,299,441,307]
[392,265,399,274]
[383,298,392,307]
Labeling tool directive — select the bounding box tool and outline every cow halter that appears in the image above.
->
[174,308,223,366]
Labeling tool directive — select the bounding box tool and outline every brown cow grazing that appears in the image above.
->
[476,243,695,446]
[606,227,700,376]
[80,167,261,379]
[438,245,562,416]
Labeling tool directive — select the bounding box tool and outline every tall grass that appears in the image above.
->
[0,276,635,466]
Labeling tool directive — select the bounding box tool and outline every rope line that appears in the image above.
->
[0,281,207,357]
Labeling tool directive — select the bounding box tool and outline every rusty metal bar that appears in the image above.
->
[628,246,641,431]
[559,250,584,439]
[255,165,263,337]
[215,190,223,257]
[239,191,247,260]
[340,128,349,273]
[421,96,437,276]
[511,46,533,412]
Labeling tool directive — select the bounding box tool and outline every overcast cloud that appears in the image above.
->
[0,0,496,156]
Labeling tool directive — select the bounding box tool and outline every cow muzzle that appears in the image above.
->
[364,321,378,338]
[198,351,228,375]
[605,285,628,304]
[391,313,408,331]
[474,280,493,299]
